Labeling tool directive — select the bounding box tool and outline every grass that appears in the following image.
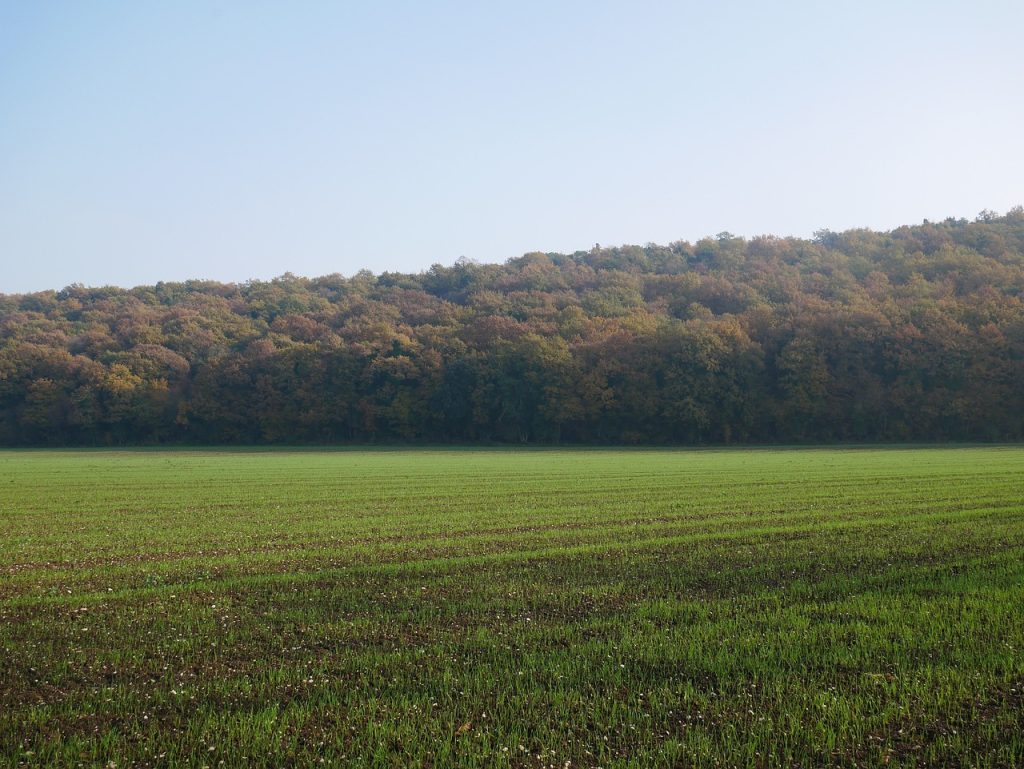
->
[1,446,1022,768]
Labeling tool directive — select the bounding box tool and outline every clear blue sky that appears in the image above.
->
[2,1,1022,293]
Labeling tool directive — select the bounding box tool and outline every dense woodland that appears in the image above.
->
[2,210,1024,445]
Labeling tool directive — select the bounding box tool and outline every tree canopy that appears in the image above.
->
[3,210,1024,445]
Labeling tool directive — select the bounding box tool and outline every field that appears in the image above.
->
[1,448,1023,768]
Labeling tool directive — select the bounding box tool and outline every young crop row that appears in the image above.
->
[1,448,1022,767]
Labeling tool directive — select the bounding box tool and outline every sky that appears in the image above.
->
[2,1,1023,294]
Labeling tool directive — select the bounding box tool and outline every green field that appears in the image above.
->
[1,448,1023,768]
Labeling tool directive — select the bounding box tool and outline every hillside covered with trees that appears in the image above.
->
[2,210,1024,446]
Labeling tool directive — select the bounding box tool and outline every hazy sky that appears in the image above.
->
[2,1,1022,293]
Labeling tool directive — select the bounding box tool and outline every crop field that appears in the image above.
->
[1,448,1023,768]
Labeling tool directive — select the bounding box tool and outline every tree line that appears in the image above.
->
[2,210,1023,445]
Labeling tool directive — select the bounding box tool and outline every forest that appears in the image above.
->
[2,210,1023,446]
